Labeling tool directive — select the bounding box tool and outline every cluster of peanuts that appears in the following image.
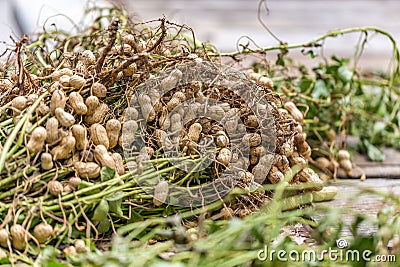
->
[118,65,327,204]
[240,71,324,190]
[213,71,334,218]
[10,58,129,196]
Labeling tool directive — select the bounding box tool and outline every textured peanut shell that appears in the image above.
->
[71,124,89,150]
[50,89,66,116]
[106,119,121,149]
[74,161,101,179]
[27,127,47,154]
[90,123,110,149]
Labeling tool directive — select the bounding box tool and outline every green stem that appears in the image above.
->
[214,26,400,88]
[0,92,49,173]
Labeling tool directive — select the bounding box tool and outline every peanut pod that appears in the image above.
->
[85,102,109,125]
[106,119,121,149]
[69,92,88,115]
[74,161,101,179]
[27,126,47,154]
[90,123,110,149]
[55,108,75,127]
[50,89,66,116]
[51,135,76,160]
[94,145,115,169]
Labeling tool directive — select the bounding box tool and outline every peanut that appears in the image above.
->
[123,63,137,77]
[288,155,307,170]
[68,176,82,188]
[94,145,115,169]
[85,95,100,116]
[51,68,73,81]
[59,75,70,87]
[338,149,350,160]
[10,224,28,250]
[85,102,109,125]
[48,180,63,196]
[153,180,169,206]
[106,119,121,149]
[75,239,88,253]
[244,115,259,128]
[69,75,86,89]
[138,94,155,122]
[0,78,13,91]
[27,94,38,105]
[252,154,274,181]
[187,122,202,143]
[33,223,53,244]
[27,126,47,154]
[12,96,27,116]
[81,50,96,66]
[41,152,53,170]
[294,133,311,158]
[273,154,291,174]
[314,157,333,172]
[284,101,303,122]
[111,153,124,175]
[170,113,183,134]
[90,123,110,149]
[242,133,262,147]
[122,107,139,121]
[55,108,75,127]
[296,168,323,190]
[45,117,59,143]
[36,103,50,117]
[69,92,88,115]
[50,89,66,115]
[92,82,107,98]
[74,161,101,179]
[0,229,9,248]
[160,69,182,91]
[215,130,229,147]
[166,91,185,111]
[71,124,89,150]
[247,71,274,89]
[121,120,138,149]
[267,166,284,184]
[207,105,225,121]
[339,159,354,177]
[279,139,294,158]
[51,135,76,160]
[217,148,232,166]
[154,129,173,150]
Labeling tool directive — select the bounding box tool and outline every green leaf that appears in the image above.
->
[312,79,330,99]
[301,49,317,58]
[299,77,313,93]
[105,191,124,202]
[0,256,10,264]
[97,218,111,233]
[109,199,123,217]
[45,261,69,267]
[276,53,285,67]
[361,139,385,162]
[100,166,116,182]
[92,199,109,221]
[337,65,353,83]
[127,209,143,223]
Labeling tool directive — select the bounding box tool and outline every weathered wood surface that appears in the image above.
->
[317,178,400,236]
[124,0,400,69]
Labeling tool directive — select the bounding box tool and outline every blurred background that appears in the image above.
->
[0,0,399,69]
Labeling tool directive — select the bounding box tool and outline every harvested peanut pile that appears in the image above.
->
[0,7,336,259]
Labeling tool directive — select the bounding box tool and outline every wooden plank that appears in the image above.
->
[125,0,400,69]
